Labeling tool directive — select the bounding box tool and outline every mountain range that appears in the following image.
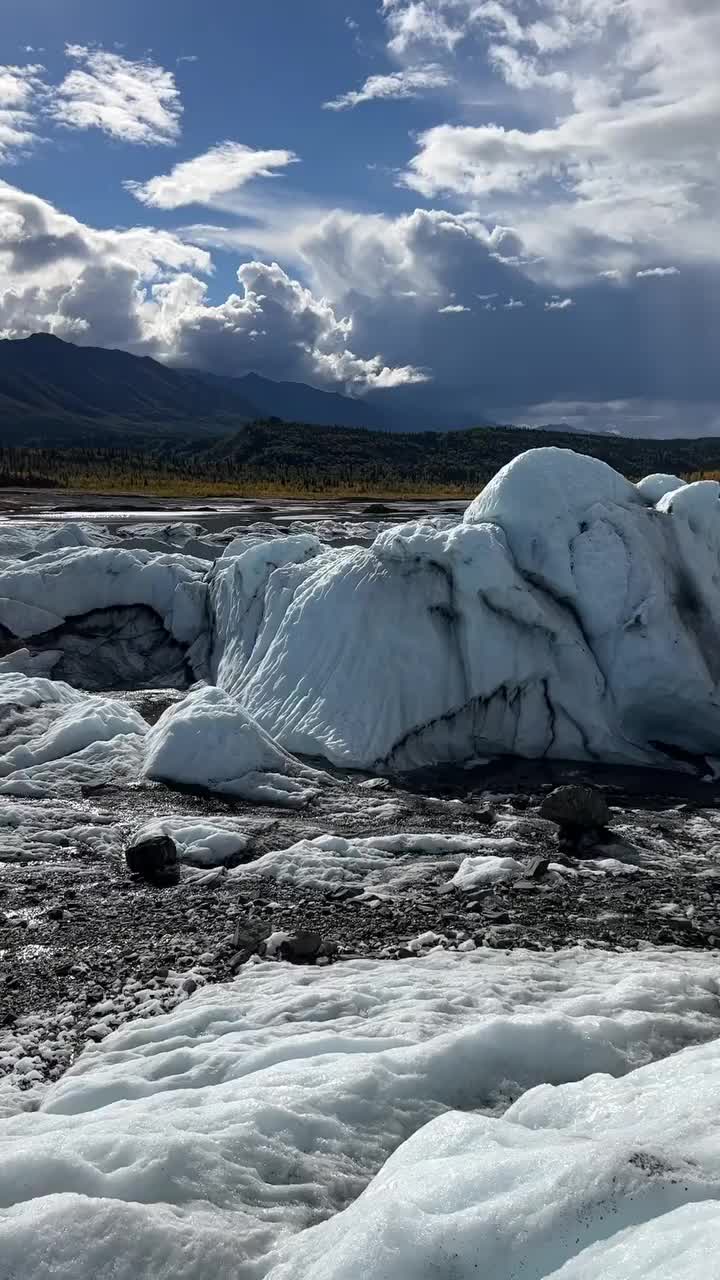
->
[0,333,388,445]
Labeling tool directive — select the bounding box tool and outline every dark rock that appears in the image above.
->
[482,906,511,925]
[232,918,271,950]
[527,857,550,880]
[47,905,64,921]
[279,931,323,964]
[539,784,610,830]
[560,828,606,857]
[125,834,179,884]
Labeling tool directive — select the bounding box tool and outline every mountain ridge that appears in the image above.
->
[0,333,386,445]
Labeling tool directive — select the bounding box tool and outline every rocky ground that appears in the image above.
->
[3,753,720,1095]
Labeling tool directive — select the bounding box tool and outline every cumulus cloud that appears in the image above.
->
[398,0,720,277]
[636,266,680,278]
[438,303,469,313]
[151,259,427,390]
[295,206,525,304]
[125,142,300,209]
[0,182,424,394]
[323,64,449,110]
[503,297,525,308]
[0,63,46,161]
[50,45,181,145]
[167,198,720,430]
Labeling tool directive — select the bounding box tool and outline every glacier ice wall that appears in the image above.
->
[1,448,719,771]
[207,448,720,770]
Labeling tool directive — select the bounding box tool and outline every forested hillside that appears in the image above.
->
[2,418,719,498]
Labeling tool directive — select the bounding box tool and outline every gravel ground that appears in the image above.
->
[3,756,720,1093]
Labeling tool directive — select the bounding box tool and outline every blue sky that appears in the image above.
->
[1,0,719,434]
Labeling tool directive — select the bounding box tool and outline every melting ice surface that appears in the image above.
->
[2,950,720,1278]
[3,448,720,772]
[3,450,720,1277]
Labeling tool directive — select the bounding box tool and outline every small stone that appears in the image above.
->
[46,905,64,921]
[181,977,198,996]
[526,856,550,880]
[482,907,511,925]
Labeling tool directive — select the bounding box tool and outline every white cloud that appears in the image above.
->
[405,122,566,199]
[151,259,427,390]
[636,266,680,278]
[381,1,464,54]
[438,302,470,312]
[50,45,181,145]
[0,182,424,394]
[599,269,622,280]
[503,297,525,308]
[125,142,299,210]
[545,296,574,310]
[323,64,449,110]
[398,0,720,277]
[0,64,45,161]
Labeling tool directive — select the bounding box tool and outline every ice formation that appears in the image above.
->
[233,832,527,896]
[2,948,720,1278]
[0,546,209,688]
[0,673,148,797]
[0,449,718,770]
[143,685,330,806]
[207,450,720,769]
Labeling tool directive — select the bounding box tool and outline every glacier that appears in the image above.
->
[3,452,720,1280]
[209,448,720,771]
[0,448,719,772]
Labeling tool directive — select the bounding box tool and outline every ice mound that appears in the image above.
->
[143,685,330,806]
[269,1035,720,1280]
[0,673,148,796]
[233,832,526,896]
[204,448,720,770]
[2,948,720,1277]
[0,521,107,562]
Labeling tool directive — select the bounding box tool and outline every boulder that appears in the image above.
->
[279,931,323,964]
[539,784,609,831]
[526,856,550,880]
[125,833,179,884]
